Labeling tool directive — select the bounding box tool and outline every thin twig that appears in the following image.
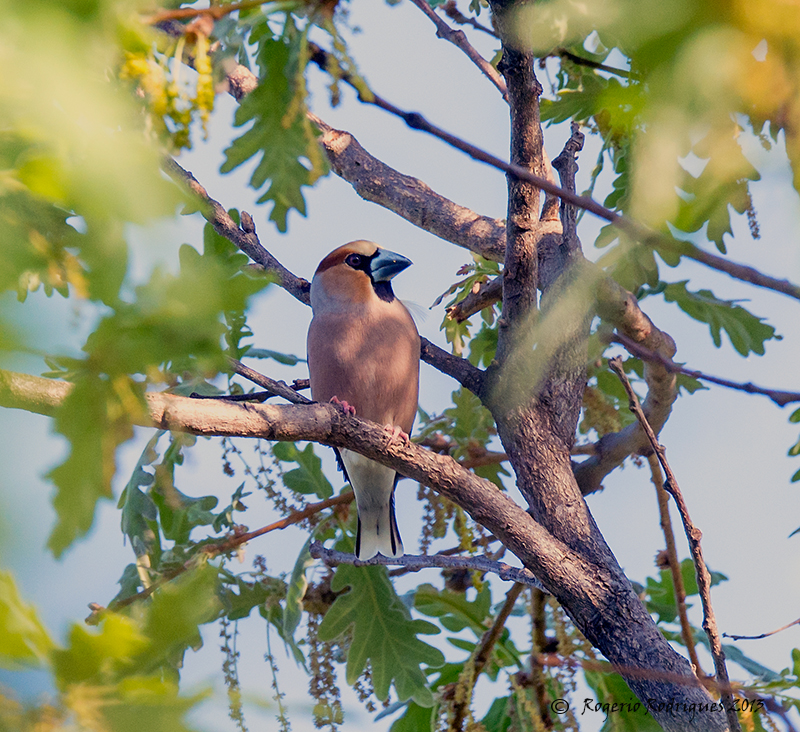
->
[609,356,741,732]
[556,49,632,79]
[474,582,525,674]
[649,453,703,676]
[308,542,548,591]
[409,0,508,100]
[93,492,355,616]
[610,331,800,407]
[143,0,270,24]
[724,615,800,641]
[441,1,497,36]
[452,582,525,731]
[228,357,312,404]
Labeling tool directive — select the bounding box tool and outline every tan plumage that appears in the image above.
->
[307,241,420,560]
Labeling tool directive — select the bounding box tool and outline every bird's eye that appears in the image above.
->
[345,254,363,268]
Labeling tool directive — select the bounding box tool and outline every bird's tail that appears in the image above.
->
[340,449,404,560]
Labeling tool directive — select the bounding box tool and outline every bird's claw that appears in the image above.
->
[384,424,410,446]
[330,396,356,416]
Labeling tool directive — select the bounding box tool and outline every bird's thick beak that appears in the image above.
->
[370,248,412,282]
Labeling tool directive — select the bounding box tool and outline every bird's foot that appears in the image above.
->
[383,424,410,446]
[330,396,356,416]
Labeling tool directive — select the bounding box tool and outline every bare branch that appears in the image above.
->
[441,1,497,36]
[556,48,632,79]
[93,491,355,617]
[574,281,678,496]
[610,331,800,407]
[724,615,800,641]
[447,274,503,322]
[409,0,508,100]
[219,56,800,304]
[161,157,312,305]
[228,357,312,404]
[422,338,485,394]
[309,113,507,262]
[0,368,599,601]
[309,543,546,590]
[452,582,526,731]
[609,357,740,732]
[650,454,703,676]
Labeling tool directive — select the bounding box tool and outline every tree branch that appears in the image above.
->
[309,543,546,590]
[221,57,800,304]
[649,454,703,676]
[308,113,507,262]
[162,157,312,305]
[228,357,313,404]
[495,44,542,363]
[724,614,800,642]
[574,281,678,496]
[452,582,526,731]
[610,331,800,407]
[609,357,740,732]
[409,0,508,100]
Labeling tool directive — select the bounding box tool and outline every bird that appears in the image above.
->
[307,240,420,560]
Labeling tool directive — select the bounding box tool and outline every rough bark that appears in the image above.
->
[482,5,727,728]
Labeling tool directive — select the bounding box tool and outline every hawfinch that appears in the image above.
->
[307,241,420,560]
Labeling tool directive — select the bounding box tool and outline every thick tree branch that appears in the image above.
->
[309,113,507,262]
[409,0,508,100]
[495,44,542,363]
[574,281,678,496]
[0,369,623,604]
[610,357,740,732]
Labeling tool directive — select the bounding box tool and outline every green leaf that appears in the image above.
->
[0,571,55,668]
[132,561,221,674]
[47,376,140,557]
[98,676,208,732]
[272,442,333,498]
[414,583,491,634]
[247,348,306,365]
[389,700,436,732]
[52,614,148,688]
[644,559,726,623]
[283,539,314,658]
[663,281,778,356]
[480,696,513,732]
[118,433,160,558]
[317,564,444,706]
[584,670,663,731]
[221,34,327,231]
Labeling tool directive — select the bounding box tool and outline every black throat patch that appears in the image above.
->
[373,281,395,303]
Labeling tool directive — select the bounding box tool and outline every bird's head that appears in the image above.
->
[311,240,412,308]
